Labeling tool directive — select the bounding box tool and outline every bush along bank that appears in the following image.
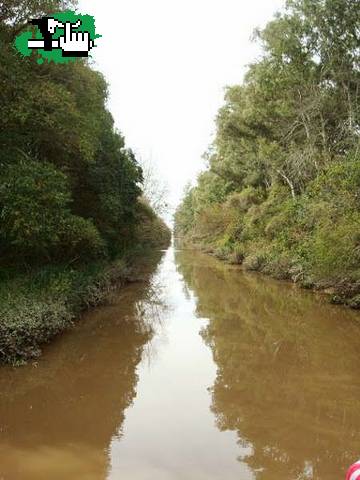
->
[0,237,169,366]
[175,0,360,309]
[0,259,128,365]
[175,161,360,309]
[0,190,171,366]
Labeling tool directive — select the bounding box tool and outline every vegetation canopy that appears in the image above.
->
[175,0,360,306]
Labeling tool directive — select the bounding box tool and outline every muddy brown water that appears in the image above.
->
[1,247,360,480]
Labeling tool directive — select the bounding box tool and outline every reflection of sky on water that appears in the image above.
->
[109,247,251,479]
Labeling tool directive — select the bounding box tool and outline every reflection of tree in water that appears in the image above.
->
[0,251,166,479]
[176,250,360,480]
[136,268,171,367]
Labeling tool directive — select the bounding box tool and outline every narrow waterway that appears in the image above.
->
[1,247,360,480]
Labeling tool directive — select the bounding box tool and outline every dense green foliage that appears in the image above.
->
[175,0,360,304]
[0,1,170,363]
[0,0,169,266]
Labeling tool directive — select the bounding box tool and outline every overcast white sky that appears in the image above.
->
[78,0,285,213]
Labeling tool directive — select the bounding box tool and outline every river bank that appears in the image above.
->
[175,238,360,310]
[0,246,166,366]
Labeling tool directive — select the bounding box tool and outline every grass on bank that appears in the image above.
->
[0,257,132,365]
